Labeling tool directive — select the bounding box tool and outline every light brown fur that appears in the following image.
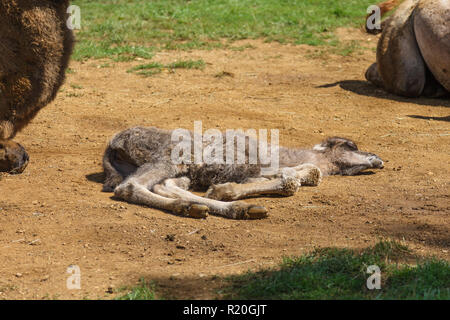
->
[365,0,450,97]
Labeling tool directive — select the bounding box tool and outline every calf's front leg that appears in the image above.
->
[205,164,321,201]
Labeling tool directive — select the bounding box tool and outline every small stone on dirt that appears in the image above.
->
[165,234,175,241]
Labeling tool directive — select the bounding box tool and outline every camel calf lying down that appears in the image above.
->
[103,127,384,220]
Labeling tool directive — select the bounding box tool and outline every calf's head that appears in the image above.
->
[313,137,384,175]
[0,140,29,174]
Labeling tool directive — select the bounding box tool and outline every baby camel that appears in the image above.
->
[102,127,384,220]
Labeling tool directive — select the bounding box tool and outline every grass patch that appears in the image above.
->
[127,62,164,76]
[127,59,205,76]
[167,59,205,69]
[70,84,83,89]
[306,39,364,59]
[99,62,113,68]
[71,0,377,61]
[113,241,449,300]
[65,92,84,98]
[115,278,158,300]
[222,240,450,300]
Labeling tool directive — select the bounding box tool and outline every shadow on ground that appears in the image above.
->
[86,172,105,184]
[376,222,450,252]
[317,80,450,108]
[407,115,450,122]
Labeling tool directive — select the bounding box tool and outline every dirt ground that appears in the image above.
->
[0,29,448,300]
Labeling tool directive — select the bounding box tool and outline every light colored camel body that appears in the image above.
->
[103,127,384,220]
[366,0,450,97]
[0,0,74,173]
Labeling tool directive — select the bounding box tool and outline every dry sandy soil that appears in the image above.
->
[0,29,448,299]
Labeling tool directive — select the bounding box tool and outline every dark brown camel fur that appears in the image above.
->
[0,0,74,173]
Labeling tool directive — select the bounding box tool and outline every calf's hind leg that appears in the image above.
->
[153,178,268,220]
[114,166,209,218]
[115,180,210,218]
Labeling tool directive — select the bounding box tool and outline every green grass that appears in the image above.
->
[71,0,376,61]
[70,83,83,89]
[114,241,449,300]
[126,59,205,76]
[167,59,205,69]
[115,278,158,300]
[223,241,450,300]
